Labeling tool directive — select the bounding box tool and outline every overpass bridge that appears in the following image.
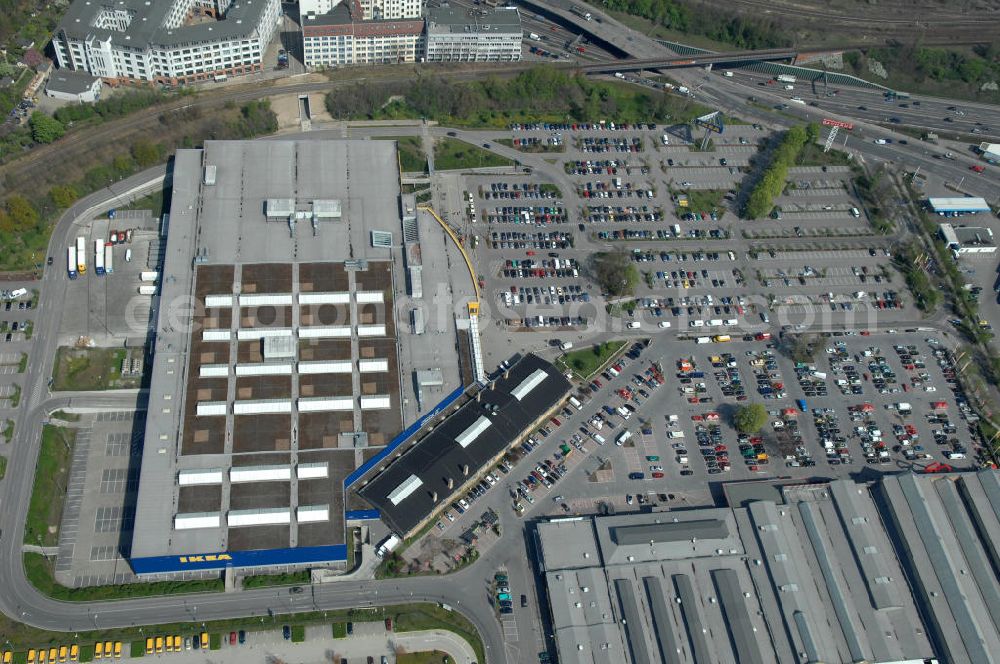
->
[516,0,672,59]
[577,48,799,73]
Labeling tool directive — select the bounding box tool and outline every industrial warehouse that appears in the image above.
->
[357,353,571,537]
[536,472,1000,664]
[128,139,469,575]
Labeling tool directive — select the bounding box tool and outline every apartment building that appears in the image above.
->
[52,0,280,85]
[302,0,423,67]
[424,6,521,62]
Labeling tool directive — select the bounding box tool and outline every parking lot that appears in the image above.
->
[465,121,912,336]
[425,327,982,548]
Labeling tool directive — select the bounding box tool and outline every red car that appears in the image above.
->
[229,632,237,645]
[970,164,985,173]
[651,472,664,478]
[550,417,562,427]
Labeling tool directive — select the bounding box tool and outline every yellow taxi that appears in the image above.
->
[37,650,45,664]
[27,649,36,664]
[113,643,121,659]
[58,646,67,662]
[199,633,208,650]
[70,645,79,662]
[47,648,57,664]
[154,637,164,654]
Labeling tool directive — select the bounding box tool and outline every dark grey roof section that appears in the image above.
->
[611,519,727,546]
[358,353,570,534]
[612,578,652,664]
[642,575,683,664]
[797,501,866,663]
[710,569,765,664]
[46,69,99,94]
[672,573,711,664]
[426,6,521,34]
[828,479,898,609]
[58,0,271,48]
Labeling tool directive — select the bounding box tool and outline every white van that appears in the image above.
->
[592,433,606,445]
[627,321,641,329]
[616,406,631,420]
[667,431,685,439]
[689,320,704,328]
[560,341,574,350]
[615,430,632,446]
[658,321,672,328]
[677,456,689,464]
[850,207,861,218]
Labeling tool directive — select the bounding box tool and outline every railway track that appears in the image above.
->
[0,63,536,196]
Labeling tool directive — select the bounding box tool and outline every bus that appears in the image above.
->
[94,239,105,275]
[76,236,87,274]
[67,247,77,279]
[104,243,114,274]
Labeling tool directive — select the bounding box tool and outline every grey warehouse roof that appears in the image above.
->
[426,6,521,34]
[610,518,727,545]
[57,0,272,48]
[358,353,570,534]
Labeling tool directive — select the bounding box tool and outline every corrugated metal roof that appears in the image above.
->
[199,364,229,378]
[357,324,386,337]
[297,463,329,479]
[356,291,384,303]
[238,293,293,307]
[202,329,232,341]
[234,363,293,376]
[299,396,353,412]
[388,474,423,506]
[230,465,292,483]
[174,513,221,530]
[300,326,351,339]
[928,197,990,212]
[297,505,330,523]
[266,199,296,217]
[177,469,223,486]
[312,199,342,218]
[196,401,228,416]
[511,368,547,401]
[233,399,291,415]
[227,508,291,527]
[359,359,389,373]
[298,360,352,374]
[204,294,234,308]
[237,328,293,341]
[360,395,391,410]
[455,415,492,448]
[298,292,351,305]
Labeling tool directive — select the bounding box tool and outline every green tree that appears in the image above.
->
[29,111,65,144]
[734,403,768,434]
[131,140,163,167]
[593,249,639,296]
[49,184,78,209]
[5,194,38,231]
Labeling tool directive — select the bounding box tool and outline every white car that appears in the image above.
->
[658,321,671,328]
[924,386,937,392]
[874,138,888,145]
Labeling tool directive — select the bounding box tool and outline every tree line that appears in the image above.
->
[742,124,816,220]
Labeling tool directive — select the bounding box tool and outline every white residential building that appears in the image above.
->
[424,6,521,62]
[52,0,280,85]
[302,0,423,67]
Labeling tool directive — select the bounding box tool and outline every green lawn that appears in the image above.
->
[24,425,75,547]
[375,136,428,173]
[24,553,224,601]
[433,138,513,171]
[797,142,853,168]
[332,622,347,639]
[397,652,451,664]
[394,604,484,664]
[125,185,171,219]
[242,570,310,589]
[556,340,627,380]
[52,347,140,391]
[290,625,305,643]
[675,188,724,215]
[2,419,12,443]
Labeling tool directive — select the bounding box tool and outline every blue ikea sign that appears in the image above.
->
[130,544,347,575]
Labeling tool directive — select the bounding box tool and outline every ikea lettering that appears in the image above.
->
[179,554,233,564]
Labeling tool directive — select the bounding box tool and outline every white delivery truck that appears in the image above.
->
[140,271,159,283]
[615,430,632,446]
[668,431,685,439]
[568,396,583,410]
[375,534,401,557]
[560,341,574,350]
